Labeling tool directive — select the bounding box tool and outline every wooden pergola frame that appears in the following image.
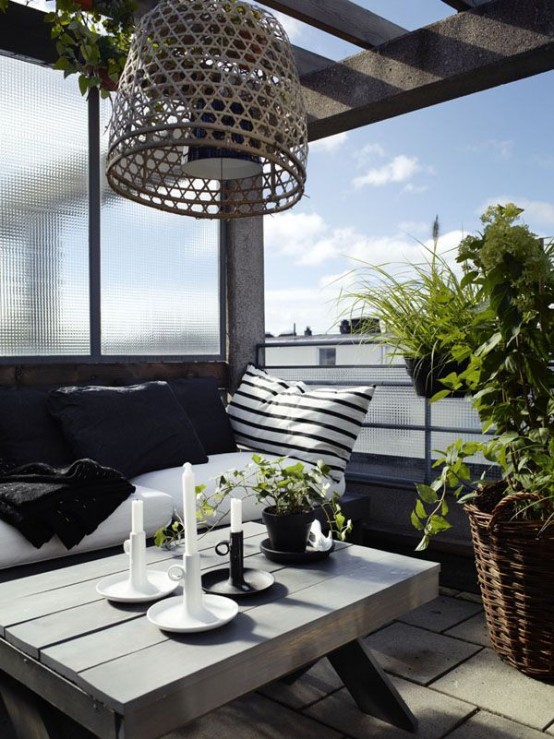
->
[1,0,553,142]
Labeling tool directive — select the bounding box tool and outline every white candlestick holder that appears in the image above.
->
[96,530,179,603]
[147,550,239,633]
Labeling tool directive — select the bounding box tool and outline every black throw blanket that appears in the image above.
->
[0,459,135,549]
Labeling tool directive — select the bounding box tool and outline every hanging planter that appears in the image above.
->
[404,356,468,398]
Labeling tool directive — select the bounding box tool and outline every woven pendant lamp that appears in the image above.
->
[106,0,308,219]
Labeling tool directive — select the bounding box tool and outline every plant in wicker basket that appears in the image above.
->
[411,203,554,677]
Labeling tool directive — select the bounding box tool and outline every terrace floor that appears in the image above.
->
[1,588,553,738]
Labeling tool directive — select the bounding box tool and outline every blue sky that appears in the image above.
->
[263,2,554,336]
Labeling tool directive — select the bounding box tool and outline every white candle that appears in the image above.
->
[230,497,242,533]
[131,499,143,534]
[182,462,198,555]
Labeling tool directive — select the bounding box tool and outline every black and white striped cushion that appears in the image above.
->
[227,365,374,482]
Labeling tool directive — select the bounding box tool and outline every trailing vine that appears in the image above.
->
[0,0,136,96]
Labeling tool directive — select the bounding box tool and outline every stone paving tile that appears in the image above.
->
[432,647,554,730]
[456,591,483,604]
[364,622,482,685]
[444,611,491,647]
[398,595,482,633]
[447,709,550,738]
[304,675,475,739]
[258,657,343,709]
[161,692,344,739]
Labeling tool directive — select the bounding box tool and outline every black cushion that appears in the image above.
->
[0,387,74,472]
[168,378,237,455]
[48,382,208,478]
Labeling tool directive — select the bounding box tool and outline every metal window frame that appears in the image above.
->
[0,66,225,365]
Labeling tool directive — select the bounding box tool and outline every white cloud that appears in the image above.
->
[402,183,428,194]
[467,139,514,160]
[265,283,345,336]
[352,155,420,189]
[264,210,462,268]
[358,143,386,162]
[265,212,419,267]
[310,132,348,153]
[264,212,468,334]
[398,220,431,236]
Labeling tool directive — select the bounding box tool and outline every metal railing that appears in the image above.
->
[257,336,489,487]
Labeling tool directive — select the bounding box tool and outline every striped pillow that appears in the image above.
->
[227,365,374,482]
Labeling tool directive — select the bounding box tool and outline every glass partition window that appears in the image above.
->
[0,57,222,360]
[100,101,220,356]
[0,56,89,356]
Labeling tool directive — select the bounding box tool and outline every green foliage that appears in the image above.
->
[0,1,8,13]
[412,204,554,548]
[153,484,212,550]
[340,223,479,392]
[213,454,353,541]
[44,1,136,97]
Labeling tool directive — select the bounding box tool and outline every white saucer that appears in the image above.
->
[96,570,179,603]
[147,594,239,632]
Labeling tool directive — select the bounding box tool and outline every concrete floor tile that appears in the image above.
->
[364,622,482,685]
[432,648,554,730]
[161,692,343,739]
[304,675,475,739]
[399,595,482,633]
[447,709,549,738]
[259,658,343,709]
[444,611,491,647]
[438,586,461,597]
[456,591,483,604]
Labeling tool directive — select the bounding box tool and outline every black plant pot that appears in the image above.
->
[405,356,468,398]
[261,507,316,552]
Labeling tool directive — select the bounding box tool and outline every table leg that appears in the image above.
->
[327,639,418,733]
[0,669,96,739]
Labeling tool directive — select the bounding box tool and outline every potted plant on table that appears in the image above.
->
[341,219,479,397]
[213,454,352,553]
[411,203,554,678]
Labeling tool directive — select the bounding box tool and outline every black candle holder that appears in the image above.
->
[201,531,274,597]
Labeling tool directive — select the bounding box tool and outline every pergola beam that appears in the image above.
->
[135,0,407,48]
[253,0,407,49]
[301,0,554,141]
[440,0,490,11]
[292,46,334,76]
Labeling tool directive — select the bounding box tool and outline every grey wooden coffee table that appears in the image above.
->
[0,522,439,738]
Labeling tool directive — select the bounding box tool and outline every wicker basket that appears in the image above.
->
[466,492,554,679]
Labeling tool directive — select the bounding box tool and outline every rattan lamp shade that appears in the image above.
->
[106,0,308,219]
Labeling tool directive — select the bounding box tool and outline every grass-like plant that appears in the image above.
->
[340,220,480,381]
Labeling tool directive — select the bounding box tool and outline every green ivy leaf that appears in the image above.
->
[416,484,438,504]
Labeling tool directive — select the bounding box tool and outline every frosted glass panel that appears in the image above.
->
[100,102,221,356]
[356,426,425,459]
[0,57,89,356]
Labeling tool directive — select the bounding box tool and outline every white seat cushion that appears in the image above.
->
[0,486,173,570]
[132,451,345,528]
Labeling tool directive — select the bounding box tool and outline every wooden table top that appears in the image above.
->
[0,522,439,739]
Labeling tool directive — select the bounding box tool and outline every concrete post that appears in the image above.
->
[225,216,264,393]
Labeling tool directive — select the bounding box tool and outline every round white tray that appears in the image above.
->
[96,570,179,603]
[147,594,239,632]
